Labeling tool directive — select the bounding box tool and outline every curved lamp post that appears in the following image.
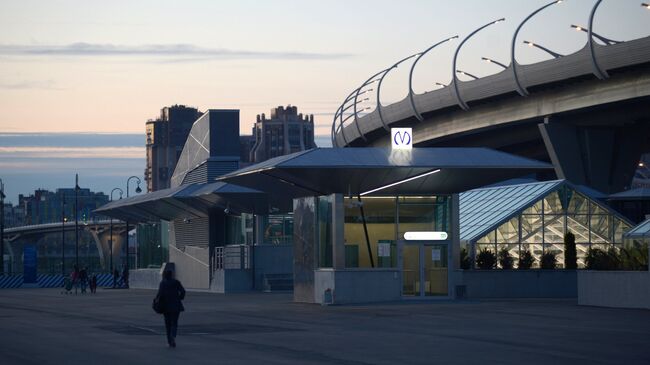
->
[408,35,458,121]
[482,57,508,70]
[570,25,621,45]
[125,176,142,274]
[643,3,650,9]
[109,187,123,274]
[352,71,391,141]
[452,18,505,110]
[456,69,479,80]
[376,53,422,131]
[511,0,563,96]
[523,40,563,58]
[332,88,374,147]
[588,0,608,79]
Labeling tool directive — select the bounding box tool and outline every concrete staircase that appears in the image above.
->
[263,274,293,292]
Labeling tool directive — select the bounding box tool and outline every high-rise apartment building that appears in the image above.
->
[249,105,316,163]
[145,105,201,192]
[18,188,108,225]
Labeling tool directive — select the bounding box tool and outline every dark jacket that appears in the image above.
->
[157,278,186,313]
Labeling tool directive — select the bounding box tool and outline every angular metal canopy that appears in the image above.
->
[217,147,553,197]
[94,182,268,223]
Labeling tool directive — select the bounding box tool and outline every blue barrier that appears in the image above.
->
[0,273,117,289]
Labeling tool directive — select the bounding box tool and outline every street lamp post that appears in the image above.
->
[109,188,123,275]
[61,191,65,277]
[481,57,508,70]
[74,174,80,270]
[523,40,563,59]
[570,25,621,45]
[456,69,479,80]
[376,52,422,130]
[643,3,650,9]
[125,176,142,273]
[0,178,5,275]
[452,18,505,110]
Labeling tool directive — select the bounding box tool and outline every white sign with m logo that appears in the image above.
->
[391,128,412,150]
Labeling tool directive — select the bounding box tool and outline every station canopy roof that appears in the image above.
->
[624,218,650,239]
[217,147,552,198]
[94,182,267,223]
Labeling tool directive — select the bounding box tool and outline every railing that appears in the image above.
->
[213,245,251,270]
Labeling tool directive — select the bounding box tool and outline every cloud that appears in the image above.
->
[0,146,145,159]
[0,42,353,61]
[0,79,64,90]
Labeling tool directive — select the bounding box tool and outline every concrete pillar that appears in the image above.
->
[332,194,345,270]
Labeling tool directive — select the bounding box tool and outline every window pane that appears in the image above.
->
[344,197,396,268]
[318,196,333,268]
[496,217,519,243]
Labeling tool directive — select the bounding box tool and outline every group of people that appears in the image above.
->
[69,265,97,294]
[112,266,130,288]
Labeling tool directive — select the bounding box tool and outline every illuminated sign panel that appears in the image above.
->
[391,128,412,150]
[404,231,448,241]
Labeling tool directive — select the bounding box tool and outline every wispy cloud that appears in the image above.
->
[0,146,145,159]
[0,43,353,61]
[0,79,64,90]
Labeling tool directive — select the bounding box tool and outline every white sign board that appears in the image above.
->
[403,231,448,241]
[432,249,441,261]
[391,128,412,150]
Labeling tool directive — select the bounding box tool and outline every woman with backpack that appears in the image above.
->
[154,270,185,348]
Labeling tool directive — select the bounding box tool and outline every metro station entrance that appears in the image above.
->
[399,241,449,297]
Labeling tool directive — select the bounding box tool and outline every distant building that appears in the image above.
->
[145,105,202,192]
[2,203,24,228]
[249,105,316,163]
[18,188,108,225]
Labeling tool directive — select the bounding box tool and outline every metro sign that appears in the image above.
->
[391,128,412,150]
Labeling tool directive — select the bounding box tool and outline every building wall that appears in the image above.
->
[250,105,315,163]
[578,270,650,309]
[293,196,317,303]
[460,270,578,298]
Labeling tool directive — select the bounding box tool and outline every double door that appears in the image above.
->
[400,241,448,297]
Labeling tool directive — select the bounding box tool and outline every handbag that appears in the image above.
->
[152,294,165,314]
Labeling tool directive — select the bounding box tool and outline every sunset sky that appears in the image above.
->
[2,0,648,136]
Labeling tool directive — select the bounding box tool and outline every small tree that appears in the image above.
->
[497,247,514,269]
[460,247,472,270]
[540,251,557,269]
[518,250,535,269]
[564,231,577,270]
[475,248,496,270]
[586,247,620,270]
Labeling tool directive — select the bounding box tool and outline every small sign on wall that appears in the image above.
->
[432,248,441,261]
[391,128,412,150]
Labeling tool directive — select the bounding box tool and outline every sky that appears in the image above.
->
[0,0,649,203]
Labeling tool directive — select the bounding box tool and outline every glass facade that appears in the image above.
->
[261,214,293,245]
[470,185,631,268]
[330,195,450,269]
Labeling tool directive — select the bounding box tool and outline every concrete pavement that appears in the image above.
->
[0,288,648,364]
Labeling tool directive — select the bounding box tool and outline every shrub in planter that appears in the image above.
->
[475,248,496,270]
[564,231,577,270]
[540,251,557,269]
[497,248,514,269]
[518,250,535,269]
[586,247,620,270]
[619,242,649,271]
[460,247,472,270]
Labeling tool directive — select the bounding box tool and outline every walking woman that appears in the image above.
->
[156,270,186,347]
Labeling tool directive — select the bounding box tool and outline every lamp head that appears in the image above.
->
[135,184,142,194]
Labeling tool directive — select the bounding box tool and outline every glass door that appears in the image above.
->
[400,242,448,297]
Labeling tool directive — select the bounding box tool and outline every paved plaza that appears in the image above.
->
[0,288,648,364]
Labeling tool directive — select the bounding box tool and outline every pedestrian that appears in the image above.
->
[155,270,185,348]
[112,268,119,288]
[90,274,97,294]
[72,265,80,294]
[79,267,88,294]
[122,265,129,289]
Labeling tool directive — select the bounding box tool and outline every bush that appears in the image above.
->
[540,252,557,269]
[475,249,496,270]
[564,231,577,270]
[518,250,535,269]
[497,248,514,269]
[619,242,649,271]
[585,247,620,270]
[460,247,472,270]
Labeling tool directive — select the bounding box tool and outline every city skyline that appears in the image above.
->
[1,0,649,136]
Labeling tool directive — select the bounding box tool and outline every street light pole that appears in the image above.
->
[0,178,5,275]
[456,69,479,80]
[75,174,80,270]
[570,25,621,45]
[481,57,508,70]
[125,176,142,272]
[61,191,65,277]
[523,40,563,59]
[109,188,123,275]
